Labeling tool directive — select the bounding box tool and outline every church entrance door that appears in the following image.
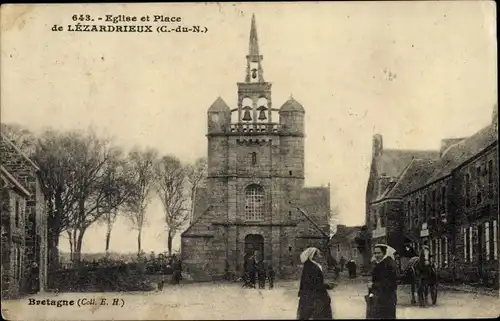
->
[244,234,264,262]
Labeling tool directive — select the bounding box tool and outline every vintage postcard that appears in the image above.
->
[1,1,498,320]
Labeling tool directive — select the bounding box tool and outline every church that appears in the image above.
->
[180,15,331,281]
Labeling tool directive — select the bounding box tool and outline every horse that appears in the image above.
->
[397,245,438,306]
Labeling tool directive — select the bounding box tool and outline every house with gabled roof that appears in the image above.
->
[0,133,48,295]
[364,103,498,286]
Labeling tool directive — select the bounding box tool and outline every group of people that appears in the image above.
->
[158,255,183,290]
[332,256,358,279]
[242,252,275,289]
[295,244,397,320]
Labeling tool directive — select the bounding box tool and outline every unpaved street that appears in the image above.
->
[2,278,499,320]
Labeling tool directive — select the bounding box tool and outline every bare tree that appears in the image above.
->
[97,150,135,254]
[155,155,188,256]
[32,129,80,269]
[185,157,207,224]
[64,129,128,262]
[123,148,158,253]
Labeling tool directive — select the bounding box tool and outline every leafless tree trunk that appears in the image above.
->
[155,155,189,256]
[67,231,74,262]
[185,157,207,224]
[124,148,158,254]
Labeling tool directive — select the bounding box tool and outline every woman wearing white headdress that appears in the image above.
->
[367,244,398,319]
[296,247,333,320]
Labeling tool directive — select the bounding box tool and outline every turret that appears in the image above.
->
[207,96,231,134]
[279,96,305,135]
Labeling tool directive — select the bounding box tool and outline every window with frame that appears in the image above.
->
[431,190,437,218]
[488,160,493,199]
[464,173,471,207]
[423,195,427,221]
[15,198,20,227]
[485,222,491,261]
[437,189,442,214]
[380,206,385,228]
[476,166,482,204]
[415,197,419,219]
[443,236,449,268]
[407,200,411,228]
[441,186,447,214]
[245,184,265,221]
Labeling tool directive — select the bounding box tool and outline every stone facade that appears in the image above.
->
[365,103,498,286]
[1,166,29,298]
[0,134,48,294]
[329,225,363,267]
[181,15,330,281]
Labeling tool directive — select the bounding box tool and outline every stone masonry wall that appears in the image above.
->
[1,137,47,292]
[453,145,498,283]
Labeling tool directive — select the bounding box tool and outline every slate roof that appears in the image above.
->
[1,133,40,171]
[384,159,437,199]
[375,149,440,178]
[425,124,497,184]
[378,123,497,201]
[280,98,305,113]
[1,165,31,197]
[208,96,230,112]
[330,225,362,243]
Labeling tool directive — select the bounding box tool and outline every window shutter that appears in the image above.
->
[494,220,498,260]
[469,226,473,262]
[444,236,449,266]
[485,222,490,259]
[463,227,467,260]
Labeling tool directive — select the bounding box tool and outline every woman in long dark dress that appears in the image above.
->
[297,247,333,320]
[367,244,398,319]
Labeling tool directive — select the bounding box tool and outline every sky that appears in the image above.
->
[1,2,497,254]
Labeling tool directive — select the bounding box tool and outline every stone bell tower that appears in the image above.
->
[182,14,329,282]
[236,14,273,124]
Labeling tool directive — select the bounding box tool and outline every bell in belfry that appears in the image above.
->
[251,68,258,79]
[242,109,252,121]
[258,108,267,120]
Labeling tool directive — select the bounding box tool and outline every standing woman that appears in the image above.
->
[297,247,333,320]
[367,244,398,319]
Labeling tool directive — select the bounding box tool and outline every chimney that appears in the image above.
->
[440,138,465,157]
[378,176,392,197]
[372,134,383,157]
[492,103,498,133]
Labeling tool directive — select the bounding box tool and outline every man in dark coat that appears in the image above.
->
[171,256,182,285]
[29,262,40,294]
[243,253,256,288]
[367,244,397,319]
[297,248,333,320]
[339,256,346,272]
[347,259,357,279]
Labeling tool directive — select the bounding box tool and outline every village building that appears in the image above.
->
[181,15,331,281]
[365,104,498,286]
[0,134,48,297]
[329,225,363,268]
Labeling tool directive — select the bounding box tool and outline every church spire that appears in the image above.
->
[245,14,264,83]
[249,14,260,59]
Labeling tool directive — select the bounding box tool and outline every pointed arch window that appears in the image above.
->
[245,184,264,221]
